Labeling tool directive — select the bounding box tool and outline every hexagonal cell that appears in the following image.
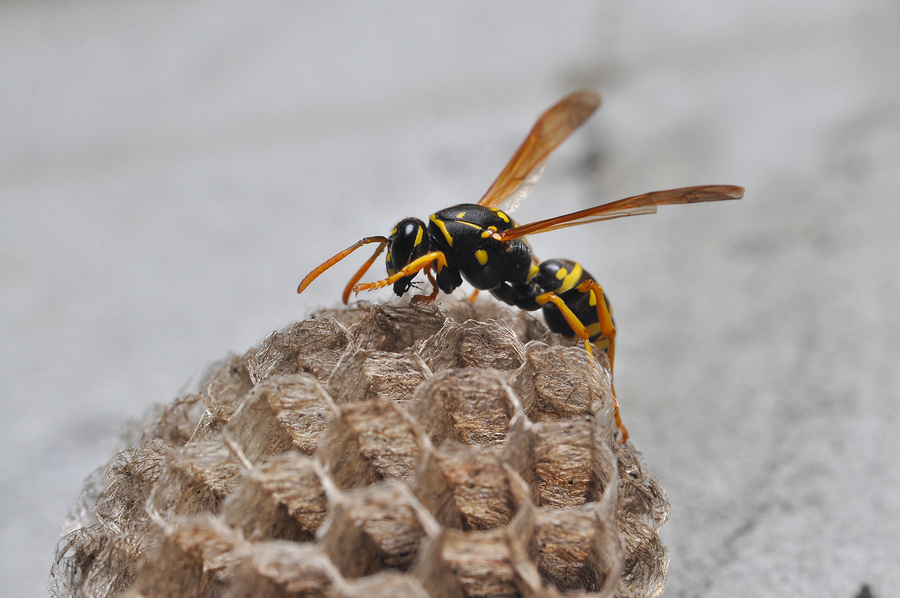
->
[249,316,351,384]
[461,297,552,346]
[332,572,431,598]
[202,352,256,412]
[226,374,338,461]
[320,482,436,578]
[94,439,167,529]
[407,369,521,448]
[613,446,670,598]
[221,452,328,542]
[129,515,243,598]
[530,504,622,595]
[318,399,426,490]
[414,443,532,531]
[136,393,207,447]
[345,302,449,352]
[616,513,668,598]
[327,348,429,407]
[314,301,377,329]
[414,527,542,598]
[223,540,340,598]
[512,342,611,422]
[614,445,670,530]
[189,355,255,442]
[417,318,526,373]
[504,418,617,509]
[146,439,240,518]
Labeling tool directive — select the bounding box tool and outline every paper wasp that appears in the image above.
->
[297,90,744,441]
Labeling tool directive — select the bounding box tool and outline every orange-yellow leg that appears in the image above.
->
[577,279,625,441]
[411,264,441,303]
[577,279,617,376]
[342,240,389,304]
[353,251,449,295]
[468,289,480,303]
[535,290,628,443]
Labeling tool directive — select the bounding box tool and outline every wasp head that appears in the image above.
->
[386,218,430,296]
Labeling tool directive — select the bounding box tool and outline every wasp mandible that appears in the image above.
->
[297,90,744,442]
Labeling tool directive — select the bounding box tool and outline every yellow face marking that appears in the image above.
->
[430,214,453,247]
[527,263,540,281]
[414,225,424,247]
[475,249,488,266]
[456,211,467,219]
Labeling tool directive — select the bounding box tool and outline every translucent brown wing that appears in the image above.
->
[493,185,745,241]
[477,90,602,211]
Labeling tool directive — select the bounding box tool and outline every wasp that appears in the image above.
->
[297,90,743,442]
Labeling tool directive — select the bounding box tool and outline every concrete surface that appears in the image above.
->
[2,1,898,596]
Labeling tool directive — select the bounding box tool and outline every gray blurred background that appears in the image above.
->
[2,1,898,596]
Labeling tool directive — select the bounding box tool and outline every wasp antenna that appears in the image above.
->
[297,236,389,296]
[342,240,389,304]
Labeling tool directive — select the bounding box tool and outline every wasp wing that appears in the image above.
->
[494,185,745,241]
[478,90,601,212]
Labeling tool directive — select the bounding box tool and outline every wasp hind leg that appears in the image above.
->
[577,279,617,377]
[536,289,628,443]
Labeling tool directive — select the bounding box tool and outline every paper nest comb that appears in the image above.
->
[51,298,669,598]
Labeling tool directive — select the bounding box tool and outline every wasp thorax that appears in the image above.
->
[386,218,430,296]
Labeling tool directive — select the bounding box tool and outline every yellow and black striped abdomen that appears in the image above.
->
[534,259,614,348]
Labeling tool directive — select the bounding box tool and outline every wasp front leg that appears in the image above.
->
[353,251,449,295]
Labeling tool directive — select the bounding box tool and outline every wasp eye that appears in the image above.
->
[389,218,428,268]
[385,218,429,297]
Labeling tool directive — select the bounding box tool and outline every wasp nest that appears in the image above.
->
[52,298,669,598]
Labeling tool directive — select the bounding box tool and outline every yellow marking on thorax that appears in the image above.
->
[414,225,424,247]
[475,249,488,265]
[457,221,483,230]
[491,208,511,223]
[430,214,454,247]
[456,211,467,219]
[480,225,498,239]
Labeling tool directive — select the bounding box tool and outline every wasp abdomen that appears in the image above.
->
[535,259,614,345]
